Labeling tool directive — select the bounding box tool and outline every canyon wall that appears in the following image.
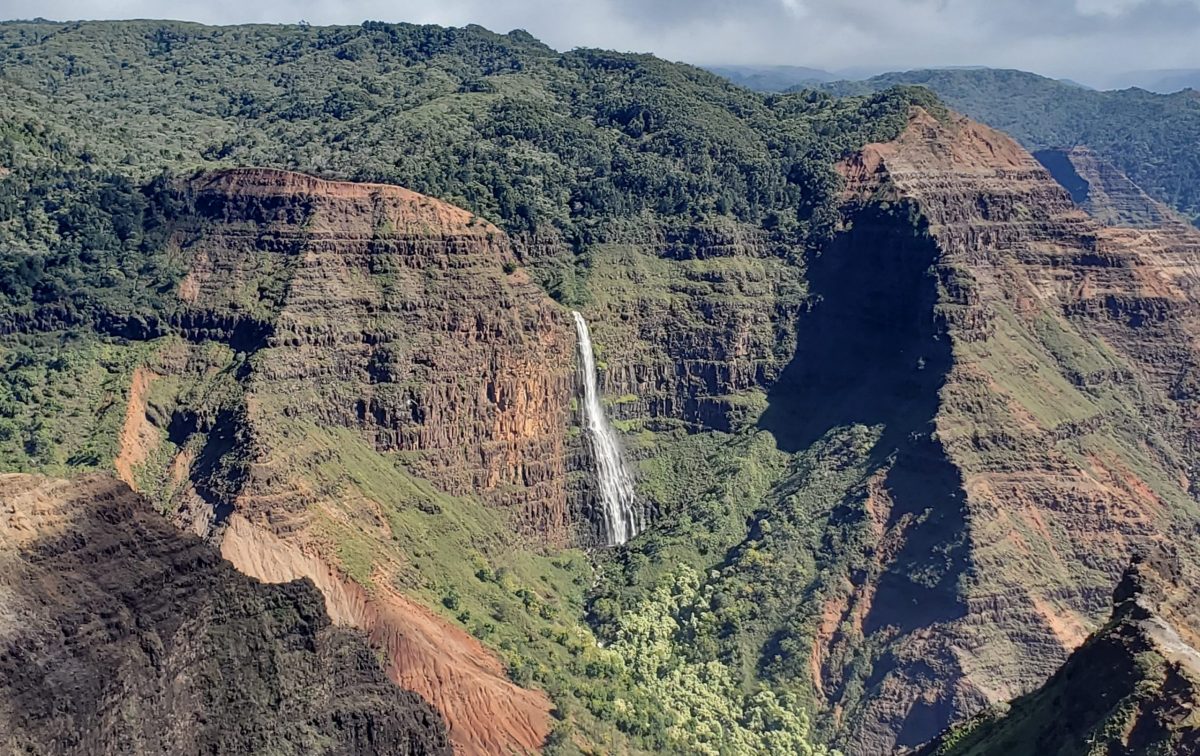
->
[175,169,576,540]
[815,110,1200,752]
[100,127,1200,756]
[1034,145,1183,230]
[571,220,804,435]
[120,170,576,754]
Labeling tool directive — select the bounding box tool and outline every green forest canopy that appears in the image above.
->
[0,19,941,313]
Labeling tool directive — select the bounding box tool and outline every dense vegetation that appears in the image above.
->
[0,19,940,301]
[815,68,1200,225]
[0,165,184,331]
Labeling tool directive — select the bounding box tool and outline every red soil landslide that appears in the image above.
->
[113,367,159,488]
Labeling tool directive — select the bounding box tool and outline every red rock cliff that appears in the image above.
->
[178,168,575,540]
[818,110,1200,753]
[138,169,571,755]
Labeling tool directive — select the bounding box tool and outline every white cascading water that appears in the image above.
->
[571,311,641,546]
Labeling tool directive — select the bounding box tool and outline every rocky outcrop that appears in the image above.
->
[814,110,1200,753]
[0,473,450,756]
[911,548,1200,755]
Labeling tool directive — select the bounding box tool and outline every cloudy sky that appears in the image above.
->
[1,0,1198,82]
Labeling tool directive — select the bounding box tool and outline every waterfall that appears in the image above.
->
[571,311,641,546]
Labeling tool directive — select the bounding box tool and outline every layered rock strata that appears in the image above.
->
[812,110,1200,753]
[175,169,576,539]
[125,170,569,754]
[573,219,806,434]
[1035,145,1184,230]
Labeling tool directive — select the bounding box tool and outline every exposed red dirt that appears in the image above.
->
[114,367,160,489]
[220,515,551,756]
[190,168,498,235]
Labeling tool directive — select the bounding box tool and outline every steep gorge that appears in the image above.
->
[764,197,973,751]
[97,116,1200,756]
[6,22,1200,751]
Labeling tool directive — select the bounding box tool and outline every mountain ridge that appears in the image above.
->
[911,547,1200,755]
[812,67,1200,227]
[806,106,1200,751]
[0,471,452,756]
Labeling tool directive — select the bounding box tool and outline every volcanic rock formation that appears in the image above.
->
[92,124,1200,756]
[173,168,576,540]
[570,218,807,434]
[118,169,568,754]
[805,109,1200,753]
[0,473,450,756]
[1034,145,1185,230]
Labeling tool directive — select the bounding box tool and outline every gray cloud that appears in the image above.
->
[0,0,1198,82]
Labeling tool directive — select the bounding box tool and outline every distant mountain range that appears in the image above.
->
[818,68,1200,226]
[704,64,839,91]
[704,64,1200,95]
[1097,68,1200,93]
[702,65,1200,227]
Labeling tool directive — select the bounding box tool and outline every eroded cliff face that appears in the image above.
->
[0,473,450,756]
[810,111,1200,753]
[572,219,805,435]
[100,129,1200,755]
[120,169,571,755]
[176,169,576,539]
[1034,146,1183,230]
